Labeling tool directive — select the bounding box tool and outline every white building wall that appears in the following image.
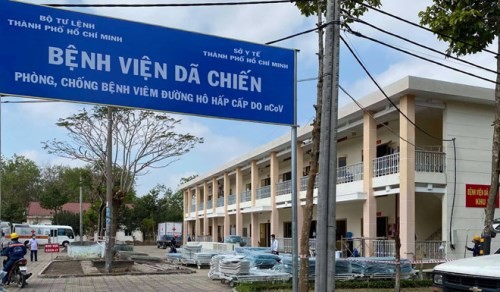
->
[443,101,500,258]
[336,202,364,237]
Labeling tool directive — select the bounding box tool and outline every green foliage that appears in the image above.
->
[53,211,84,236]
[1,155,41,222]
[419,0,500,55]
[39,165,74,223]
[294,0,381,22]
[235,279,433,291]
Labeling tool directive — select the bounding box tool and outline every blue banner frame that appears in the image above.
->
[0,1,295,125]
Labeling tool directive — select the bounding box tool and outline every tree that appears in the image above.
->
[1,155,41,223]
[39,166,72,223]
[43,107,203,242]
[53,211,82,236]
[293,1,380,290]
[419,0,500,253]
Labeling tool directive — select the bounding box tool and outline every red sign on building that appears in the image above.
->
[44,244,60,253]
[466,184,499,208]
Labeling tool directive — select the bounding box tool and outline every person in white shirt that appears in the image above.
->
[28,235,38,262]
[271,234,279,255]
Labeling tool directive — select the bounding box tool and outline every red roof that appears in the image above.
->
[28,201,92,216]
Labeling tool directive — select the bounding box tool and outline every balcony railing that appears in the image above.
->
[257,185,271,199]
[300,175,318,191]
[278,237,317,253]
[217,197,224,207]
[373,153,400,177]
[277,180,292,196]
[340,237,396,257]
[207,200,213,209]
[415,151,445,173]
[337,162,363,184]
[228,194,236,205]
[415,240,446,261]
[241,190,251,202]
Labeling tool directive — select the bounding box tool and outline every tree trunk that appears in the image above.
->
[484,37,500,254]
[298,5,324,291]
[394,222,401,292]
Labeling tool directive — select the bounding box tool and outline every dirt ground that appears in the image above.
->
[42,260,84,275]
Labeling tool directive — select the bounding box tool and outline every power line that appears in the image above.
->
[266,21,335,45]
[350,0,498,57]
[44,0,303,7]
[340,35,453,142]
[344,28,499,86]
[339,85,420,150]
[346,15,497,75]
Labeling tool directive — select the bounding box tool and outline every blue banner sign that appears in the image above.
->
[0,1,295,125]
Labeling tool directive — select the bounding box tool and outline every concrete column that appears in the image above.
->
[195,187,200,239]
[399,95,416,260]
[212,218,217,242]
[183,190,188,242]
[363,112,377,240]
[251,160,258,207]
[203,182,209,236]
[296,142,304,241]
[212,178,217,214]
[236,167,243,236]
[251,212,259,247]
[224,173,230,238]
[270,152,280,236]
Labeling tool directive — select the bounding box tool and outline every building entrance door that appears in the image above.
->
[260,223,270,247]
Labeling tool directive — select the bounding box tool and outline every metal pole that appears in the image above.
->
[104,106,114,273]
[79,174,83,243]
[315,0,334,290]
[327,0,341,290]
[0,95,2,224]
[291,50,299,292]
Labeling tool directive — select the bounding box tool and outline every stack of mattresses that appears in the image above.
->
[165,253,183,263]
[182,245,202,260]
[209,254,242,279]
[234,247,273,254]
[219,256,251,275]
[348,257,414,277]
[194,252,217,265]
[244,253,281,269]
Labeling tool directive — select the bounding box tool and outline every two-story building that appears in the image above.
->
[180,76,499,261]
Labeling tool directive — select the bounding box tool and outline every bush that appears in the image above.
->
[236,279,433,291]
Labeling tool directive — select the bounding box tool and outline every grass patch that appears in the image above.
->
[235,279,433,291]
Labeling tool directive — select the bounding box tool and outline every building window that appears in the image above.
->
[283,222,292,238]
[124,229,132,236]
[261,178,271,186]
[303,166,311,176]
[338,156,347,167]
[242,228,248,237]
[282,172,292,181]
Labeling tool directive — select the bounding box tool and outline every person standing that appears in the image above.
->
[271,234,279,255]
[28,234,38,262]
[466,235,481,257]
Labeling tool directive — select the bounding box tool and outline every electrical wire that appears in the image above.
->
[346,15,497,75]
[266,21,335,45]
[349,0,499,57]
[340,35,453,142]
[44,0,304,7]
[339,85,420,150]
[344,28,499,86]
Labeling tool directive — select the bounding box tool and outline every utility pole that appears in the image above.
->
[315,0,340,291]
[104,106,114,273]
[79,174,83,243]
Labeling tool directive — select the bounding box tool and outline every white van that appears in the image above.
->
[7,224,75,247]
[432,254,500,291]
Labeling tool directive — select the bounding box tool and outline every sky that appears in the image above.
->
[1,0,497,196]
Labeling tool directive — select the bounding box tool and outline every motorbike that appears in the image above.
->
[3,258,29,288]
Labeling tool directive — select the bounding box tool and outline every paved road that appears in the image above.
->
[4,244,232,292]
